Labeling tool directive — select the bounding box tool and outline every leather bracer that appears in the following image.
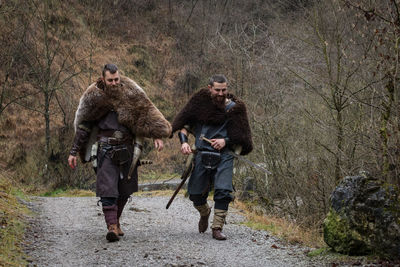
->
[69,122,92,156]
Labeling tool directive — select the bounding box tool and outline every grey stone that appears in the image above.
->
[323,173,400,258]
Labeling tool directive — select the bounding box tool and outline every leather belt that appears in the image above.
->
[98,136,132,146]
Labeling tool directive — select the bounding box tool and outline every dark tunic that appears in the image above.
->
[95,111,138,198]
[188,125,233,195]
[188,101,235,195]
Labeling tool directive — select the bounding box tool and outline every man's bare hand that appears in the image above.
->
[211,138,225,150]
[68,155,77,169]
[154,139,164,152]
[181,142,192,155]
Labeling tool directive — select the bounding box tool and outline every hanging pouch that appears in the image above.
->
[110,146,130,166]
[200,151,221,170]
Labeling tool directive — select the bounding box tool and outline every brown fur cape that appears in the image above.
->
[74,75,172,139]
[171,88,253,155]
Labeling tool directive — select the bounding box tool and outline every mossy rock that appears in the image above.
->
[323,174,400,259]
[323,209,371,255]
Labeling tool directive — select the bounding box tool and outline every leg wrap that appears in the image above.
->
[102,205,118,226]
[194,203,211,217]
[194,203,211,233]
[117,198,128,219]
[211,209,227,230]
[116,198,128,236]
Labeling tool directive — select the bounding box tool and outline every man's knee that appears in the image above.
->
[189,194,208,206]
[101,197,117,206]
[214,189,233,210]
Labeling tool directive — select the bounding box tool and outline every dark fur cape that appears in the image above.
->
[74,75,172,139]
[172,88,253,155]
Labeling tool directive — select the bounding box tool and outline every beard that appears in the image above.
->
[105,83,120,94]
[211,94,226,109]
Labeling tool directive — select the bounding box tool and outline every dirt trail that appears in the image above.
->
[24,195,326,267]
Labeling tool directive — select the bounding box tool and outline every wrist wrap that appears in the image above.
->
[178,132,188,144]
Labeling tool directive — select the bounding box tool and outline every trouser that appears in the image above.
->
[189,189,233,210]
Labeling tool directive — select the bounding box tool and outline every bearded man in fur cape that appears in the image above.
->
[172,74,252,240]
[68,63,171,242]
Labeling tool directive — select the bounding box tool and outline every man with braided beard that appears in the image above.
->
[68,63,171,242]
[172,74,253,240]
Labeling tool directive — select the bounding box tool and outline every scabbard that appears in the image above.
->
[128,136,144,180]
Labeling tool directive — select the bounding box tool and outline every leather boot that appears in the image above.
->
[212,228,227,240]
[116,222,124,236]
[103,205,119,242]
[194,203,211,233]
[211,209,228,240]
[117,198,128,236]
[106,224,120,242]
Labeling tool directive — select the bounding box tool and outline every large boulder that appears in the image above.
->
[323,173,400,258]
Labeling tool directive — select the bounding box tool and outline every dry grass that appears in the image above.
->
[233,200,325,248]
[0,172,30,267]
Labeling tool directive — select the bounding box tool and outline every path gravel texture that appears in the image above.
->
[24,195,329,267]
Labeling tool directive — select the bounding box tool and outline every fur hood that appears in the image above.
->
[74,75,171,139]
[172,88,253,155]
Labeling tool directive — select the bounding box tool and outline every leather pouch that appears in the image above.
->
[200,151,221,170]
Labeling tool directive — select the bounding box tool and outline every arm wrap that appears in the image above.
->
[69,123,92,156]
[178,132,188,144]
[224,137,230,146]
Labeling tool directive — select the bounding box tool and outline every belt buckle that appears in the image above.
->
[113,131,123,139]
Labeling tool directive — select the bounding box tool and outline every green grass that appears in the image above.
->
[308,247,330,257]
[11,188,28,200]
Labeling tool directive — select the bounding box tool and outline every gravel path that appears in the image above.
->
[24,195,326,267]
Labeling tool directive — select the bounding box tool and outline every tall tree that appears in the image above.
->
[343,0,400,184]
[20,0,84,154]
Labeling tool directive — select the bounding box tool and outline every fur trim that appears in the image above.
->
[74,76,171,139]
[172,89,253,155]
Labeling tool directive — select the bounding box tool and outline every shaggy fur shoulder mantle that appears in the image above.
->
[74,76,171,139]
[172,88,253,155]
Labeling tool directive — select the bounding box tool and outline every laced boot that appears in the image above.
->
[211,209,228,240]
[117,198,128,236]
[103,205,119,242]
[194,203,211,233]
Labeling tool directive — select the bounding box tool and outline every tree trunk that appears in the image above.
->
[380,78,394,180]
[335,109,343,182]
[44,91,50,155]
